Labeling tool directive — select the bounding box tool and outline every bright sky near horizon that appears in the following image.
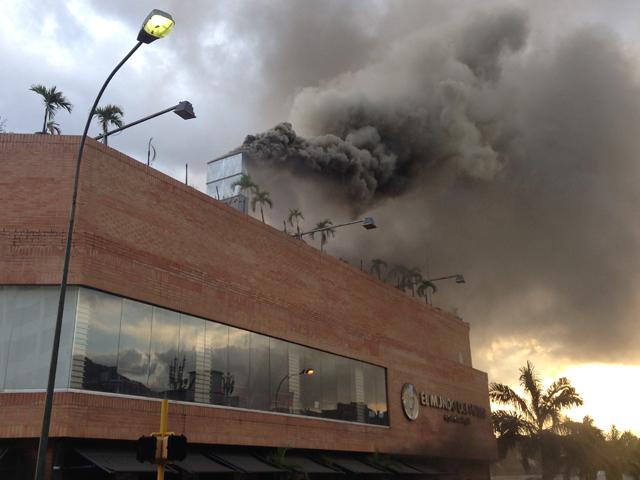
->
[2,0,640,434]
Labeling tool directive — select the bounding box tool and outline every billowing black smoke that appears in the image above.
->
[232,9,528,209]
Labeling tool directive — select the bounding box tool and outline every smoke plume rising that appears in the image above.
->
[227,6,640,384]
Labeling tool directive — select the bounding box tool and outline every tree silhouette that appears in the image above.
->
[370,259,387,280]
[251,187,274,223]
[93,104,124,146]
[490,361,584,480]
[309,219,336,252]
[30,84,73,134]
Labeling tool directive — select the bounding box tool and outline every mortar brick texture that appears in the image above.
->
[0,134,497,462]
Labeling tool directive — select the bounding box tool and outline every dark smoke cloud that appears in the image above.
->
[230,7,640,376]
[234,10,528,211]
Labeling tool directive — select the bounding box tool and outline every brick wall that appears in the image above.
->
[0,133,496,462]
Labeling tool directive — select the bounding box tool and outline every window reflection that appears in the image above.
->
[249,333,270,411]
[207,322,228,405]
[269,338,288,412]
[227,327,249,408]
[116,299,152,396]
[0,285,390,424]
[76,289,122,393]
[148,308,180,397]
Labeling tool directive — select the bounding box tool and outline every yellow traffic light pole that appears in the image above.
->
[151,399,173,480]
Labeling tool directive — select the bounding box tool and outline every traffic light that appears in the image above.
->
[136,435,158,463]
[164,434,187,462]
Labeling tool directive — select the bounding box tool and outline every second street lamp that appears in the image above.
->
[275,369,314,413]
[94,101,196,142]
[34,10,175,480]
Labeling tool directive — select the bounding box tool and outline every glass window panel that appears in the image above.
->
[176,314,205,403]
[375,367,389,426]
[362,362,377,424]
[269,338,289,412]
[116,299,152,397]
[5,286,77,390]
[248,333,270,411]
[335,355,353,421]
[207,322,228,405]
[0,286,16,390]
[206,176,242,200]
[147,307,180,398]
[351,360,366,423]
[207,153,243,183]
[227,327,249,408]
[301,347,322,417]
[320,352,337,419]
[287,343,305,414]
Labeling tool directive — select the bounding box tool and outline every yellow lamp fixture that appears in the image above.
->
[137,9,175,44]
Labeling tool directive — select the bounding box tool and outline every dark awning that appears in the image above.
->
[207,450,285,473]
[331,456,388,474]
[281,453,343,474]
[0,445,9,462]
[73,446,175,474]
[386,462,426,474]
[173,450,237,474]
[401,461,453,475]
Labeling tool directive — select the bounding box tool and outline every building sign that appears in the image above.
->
[401,383,419,420]
[401,384,487,424]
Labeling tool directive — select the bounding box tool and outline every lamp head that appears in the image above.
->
[455,274,465,284]
[137,9,175,44]
[301,369,314,375]
[174,101,196,120]
[362,217,377,230]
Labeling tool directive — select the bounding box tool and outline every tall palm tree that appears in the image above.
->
[309,219,336,252]
[230,173,258,197]
[489,361,584,480]
[370,259,387,280]
[30,84,73,134]
[46,121,62,135]
[416,280,437,304]
[250,187,273,223]
[93,104,124,146]
[287,208,304,238]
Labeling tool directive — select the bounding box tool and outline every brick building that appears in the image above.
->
[0,134,497,479]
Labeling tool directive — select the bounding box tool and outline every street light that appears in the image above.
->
[34,10,175,480]
[274,369,314,413]
[407,274,465,305]
[297,217,377,250]
[94,101,196,142]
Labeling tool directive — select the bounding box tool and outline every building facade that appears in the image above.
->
[0,134,496,479]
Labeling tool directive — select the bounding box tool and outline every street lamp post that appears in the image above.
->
[274,369,314,413]
[34,10,175,480]
[296,217,377,250]
[407,274,465,305]
[94,101,196,142]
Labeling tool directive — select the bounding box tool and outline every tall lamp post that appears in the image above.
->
[274,369,314,413]
[34,10,176,480]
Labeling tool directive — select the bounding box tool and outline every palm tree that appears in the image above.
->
[370,259,387,280]
[30,84,73,134]
[388,264,410,290]
[250,187,273,223]
[489,361,584,480]
[287,208,305,238]
[562,416,606,480]
[416,280,437,304]
[309,219,336,252]
[93,104,124,146]
[46,121,62,135]
[230,173,258,197]
[405,266,423,296]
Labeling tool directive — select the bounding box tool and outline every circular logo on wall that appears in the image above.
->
[401,382,419,420]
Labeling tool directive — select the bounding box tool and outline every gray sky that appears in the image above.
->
[3,0,640,432]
